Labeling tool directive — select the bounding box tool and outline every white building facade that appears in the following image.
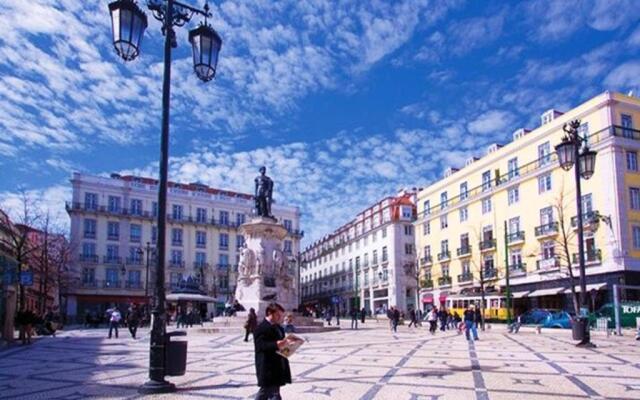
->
[65,172,302,320]
[300,191,418,315]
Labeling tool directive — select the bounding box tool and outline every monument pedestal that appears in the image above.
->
[234,217,297,317]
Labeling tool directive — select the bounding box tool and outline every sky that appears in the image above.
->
[1,0,639,244]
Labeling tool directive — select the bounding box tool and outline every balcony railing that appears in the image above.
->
[420,256,433,266]
[572,249,602,264]
[80,280,97,288]
[169,260,185,268]
[571,211,600,228]
[437,251,451,261]
[483,268,497,279]
[103,280,121,289]
[194,261,210,269]
[508,262,527,276]
[83,232,96,239]
[456,246,471,256]
[536,258,559,271]
[79,254,99,263]
[420,279,433,289]
[535,222,559,237]
[103,256,122,264]
[457,273,473,283]
[125,257,143,265]
[507,231,525,243]
[125,281,144,289]
[479,239,496,251]
[107,234,120,241]
[438,276,452,286]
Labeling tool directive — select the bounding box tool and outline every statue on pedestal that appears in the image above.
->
[254,166,274,219]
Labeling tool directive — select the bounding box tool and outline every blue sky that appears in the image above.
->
[1,0,639,243]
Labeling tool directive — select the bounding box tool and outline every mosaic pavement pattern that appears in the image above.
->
[1,322,639,400]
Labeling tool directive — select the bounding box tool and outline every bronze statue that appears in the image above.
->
[254,166,274,218]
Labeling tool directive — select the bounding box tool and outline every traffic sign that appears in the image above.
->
[20,271,34,286]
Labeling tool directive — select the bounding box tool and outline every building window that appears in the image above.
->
[372,250,378,265]
[108,196,121,213]
[633,226,640,248]
[82,242,96,257]
[219,210,229,225]
[284,240,292,254]
[128,270,141,286]
[405,243,413,255]
[424,245,431,257]
[481,198,492,214]
[482,170,491,191]
[107,222,119,240]
[440,191,448,209]
[582,194,593,214]
[509,217,520,234]
[423,221,430,236]
[540,207,554,225]
[627,151,638,171]
[171,250,183,265]
[172,204,183,220]
[152,202,158,217]
[459,207,468,222]
[219,233,229,250]
[196,207,207,223]
[151,226,157,244]
[404,225,413,235]
[196,231,207,248]
[283,219,292,232]
[423,200,431,216]
[461,260,470,275]
[460,182,468,200]
[82,268,95,283]
[440,214,448,229]
[84,192,98,210]
[130,199,143,215]
[440,239,449,254]
[130,224,141,243]
[236,235,245,249]
[622,114,633,138]
[508,186,519,205]
[382,246,388,262]
[83,219,96,239]
[171,228,183,246]
[106,244,119,260]
[382,227,387,238]
[105,268,119,286]
[508,157,519,180]
[630,187,640,210]
[538,142,551,166]
[538,173,552,193]
[542,241,555,259]
[236,213,246,226]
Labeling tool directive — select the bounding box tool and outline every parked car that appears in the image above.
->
[520,309,552,325]
[542,311,573,329]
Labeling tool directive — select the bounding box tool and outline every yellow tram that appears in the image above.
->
[445,294,511,321]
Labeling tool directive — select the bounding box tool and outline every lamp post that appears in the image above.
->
[107,0,222,394]
[137,242,154,298]
[555,119,598,348]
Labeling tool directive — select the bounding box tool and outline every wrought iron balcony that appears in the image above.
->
[194,261,210,269]
[507,231,525,244]
[79,254,99,263]
[103,256,122,264]
[571,211,600,228]
[80,280,97,288]
[107,234,120,241]
[103,280,121,289]
[457,273,473,283]
[438,276,452,286]
[483,268,498,279]
[535,222,559,237]
[479,239,496,251]
[420,279,433,289]
[83,232,96,239]
[508,262,526,276]
[125,281,143,289]
[125,257,143,265]
[456,246,472,256]
[572,249,602,264]
[420,256,433,266]
[169,260,185,268]
[437,251,451,261]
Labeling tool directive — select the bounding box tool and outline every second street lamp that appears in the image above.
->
[108,0,222,394]
[555,119,597,348]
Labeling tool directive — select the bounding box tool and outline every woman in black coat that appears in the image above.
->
[254,303,292,399]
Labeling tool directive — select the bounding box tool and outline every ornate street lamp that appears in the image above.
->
[555,119,598,348]
[107,0,222,394]
[108,0,148,61]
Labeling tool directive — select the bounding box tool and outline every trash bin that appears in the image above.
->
[572,317,586,341]
[165,331,187,376]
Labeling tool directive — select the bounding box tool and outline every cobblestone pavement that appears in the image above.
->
[1,322,639,400]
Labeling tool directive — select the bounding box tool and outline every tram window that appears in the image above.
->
[491,299,499,308]
[463,300,468,308]
[499,299,505,308]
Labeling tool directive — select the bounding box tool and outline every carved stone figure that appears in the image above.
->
[239,246,256,277]
[255,245,266,275]
[254,166,274,218]
[272,249,286,276]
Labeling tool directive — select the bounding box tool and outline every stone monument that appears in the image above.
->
[234,167,297,316]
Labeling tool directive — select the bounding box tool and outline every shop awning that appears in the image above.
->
[528,287,564,297]
[511,290,530,298]
[422,294,434,303]
[166,293,217,302]
[562,282,607,294]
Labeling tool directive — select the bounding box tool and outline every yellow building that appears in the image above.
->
[414,91,640,317]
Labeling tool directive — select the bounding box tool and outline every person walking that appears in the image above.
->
[127,305,140,339]
[416,309,423,327]
[427,307,438,334]
[464,305,479,341]
[438,308,448,331]
[407,308,417,328]
[107,307,121,339]
[391,307,400,333]
[253,303,293,400]
[350,308,359,330]
[360,307,366,324]
[474,304,483,333]
[245,308,258,342]
[324,307,332,326]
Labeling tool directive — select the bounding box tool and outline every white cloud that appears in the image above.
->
[604,61,640,91]
[467,110,514,135]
